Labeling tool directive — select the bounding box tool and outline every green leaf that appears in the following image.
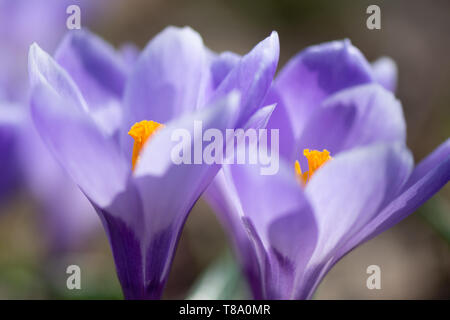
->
[186,250,250,300]
[419,195,450,243]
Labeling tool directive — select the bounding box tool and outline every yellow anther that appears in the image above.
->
[295,149,332,185]
[128,120,164,171]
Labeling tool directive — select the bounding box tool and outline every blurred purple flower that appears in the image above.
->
[205,40,449,299]
[371,56,398,93]
[0,0,107,102]
[28,27,279,299]
[0,0,113,250]
[17,123,101,251]
[0,102,23,201]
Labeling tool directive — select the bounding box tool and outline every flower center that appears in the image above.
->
[295,149,332,185]
[128,120,164,170]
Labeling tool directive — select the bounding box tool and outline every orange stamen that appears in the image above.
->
[128,120,164,171]
[295,149,332,185]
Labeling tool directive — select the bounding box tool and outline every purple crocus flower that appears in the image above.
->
[205,40,450,299]
[28,27,279,299]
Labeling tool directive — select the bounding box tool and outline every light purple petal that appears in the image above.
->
[203,169,267,298]
[405,138,450,188]
[122,26,210,153]
[295,143,413,298]
[30,84,129,208]
[55,30,128,102]
[54,30,127,137]
[306,143,413,260]
[341,139,450,254]
[243,104,276,131]
[275,40,374,138]
[119,43,140,69]
[294,84,406,165]
[29,43,88,113]
[229,160,317,299]
[264,87,297,161]
[372,57,398,93]
[210,51,241,89]
[210,31,279,126]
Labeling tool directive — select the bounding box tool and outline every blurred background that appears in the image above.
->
[0,0,449,299]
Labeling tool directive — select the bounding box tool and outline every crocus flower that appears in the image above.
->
[205,40,450,299]
[28,27,279,299]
